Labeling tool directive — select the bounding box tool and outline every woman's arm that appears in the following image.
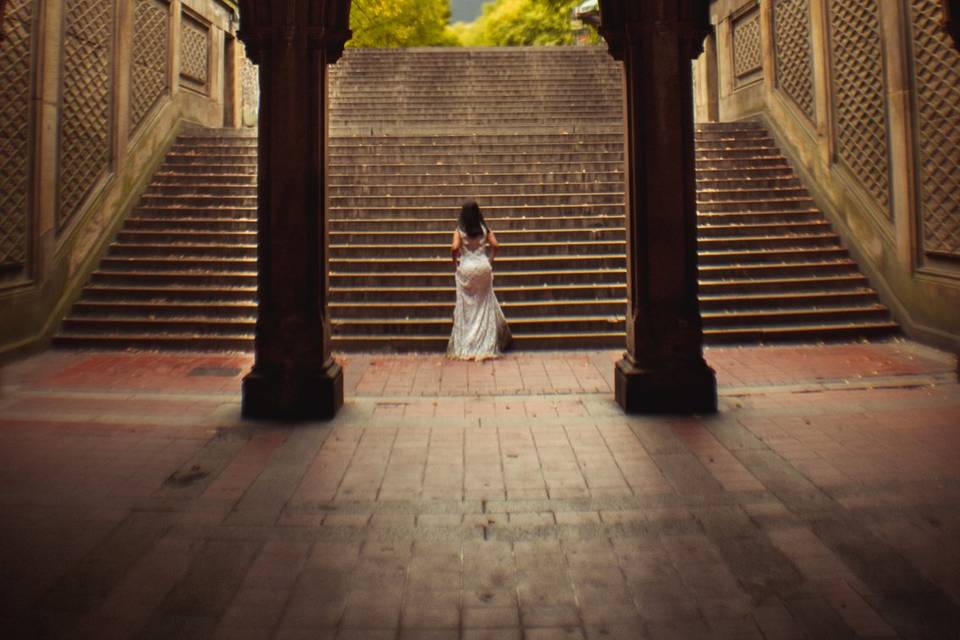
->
[451,230,461,267]
[487,230,499,262]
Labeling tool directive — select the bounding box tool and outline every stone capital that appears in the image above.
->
[598,0,712,60]
[236,0,352,64]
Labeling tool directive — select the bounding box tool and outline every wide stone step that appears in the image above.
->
[696,165,794,180]
[329,216,625,233]
[53,333,254,352]
[329,204,626,219]
[696,157,785,170]
[697,198,817,213]
[698,289,881,310]
[698,187,810,202]
[60,316,256,336]
[328,193,625,208]
[90,270,257,287]
[327,184,624,199]
[330,150,625,164]
[327,141,626,156]
[697,221,831,237]
[701,304,890,327]
[80,284,257,302]
[328,103,624,115]
[331,240,624,258]
[153,173,258,186]
[328,172,625,188]
[331,255,626,273]
[695,137,775,149]
[329,132,626,146]
[329,283,627,303]
[328,333,625,352]
[123,218,256,233]
[331,315,626,337]
[116,229,255,244]
[165,153,259,166]
[697,273,870,294]
[70,300,257,319]
[100,256,256,273]
[696,147,781,160]
[329,160,627,176]
[696,176,800,190]
[697,259,859,279]
[144,184,257,197]
[108,243,257,259]
[158,162,258,173]
[696,209,825,225]
[696,234,840,250]
[329,298,626,319]
[698,246,847,265]
[703,321,899,344]
[329,269,627,288]
[329,228,626,244]
[332,115,625,128]
[129,208,258,220]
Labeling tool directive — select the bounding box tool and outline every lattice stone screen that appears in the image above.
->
[829,0,890,211]
[733,7,763,87]
[0,0,34,269]
[130,0,170,132]
[180,13,209,90]
[911,0,960,259]
[60,0,114,230]
[775,0,816,122]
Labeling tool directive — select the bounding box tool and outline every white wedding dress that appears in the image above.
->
[447,227,511,360]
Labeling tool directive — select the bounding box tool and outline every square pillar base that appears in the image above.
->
[242,360,343,421]
[615,357,717,414]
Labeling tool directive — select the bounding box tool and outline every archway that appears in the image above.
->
[234,0,716,419]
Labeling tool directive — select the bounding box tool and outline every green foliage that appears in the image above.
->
[348,0,461,48]
[454,0,582,47]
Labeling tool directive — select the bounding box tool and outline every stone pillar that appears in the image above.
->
[603,7,717,414]
[238,4,347,420]
[694,33,719,123]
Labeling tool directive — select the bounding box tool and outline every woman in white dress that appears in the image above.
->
[447,201,511,360]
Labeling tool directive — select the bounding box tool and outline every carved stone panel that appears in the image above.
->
[829,0,890,212]
[912,0,960,259]
[180,12,209,92]
[775,0,816,122]
[130,0,169,132]
[733,7,763,88]
[60,0,114,230]
[0,0,34,271]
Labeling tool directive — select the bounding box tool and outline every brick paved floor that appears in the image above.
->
[0,340,958,639]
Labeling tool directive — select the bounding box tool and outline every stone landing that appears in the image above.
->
[0,342,958,638]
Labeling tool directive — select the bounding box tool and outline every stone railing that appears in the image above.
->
[696,0,960,350]
[0,0,246,357]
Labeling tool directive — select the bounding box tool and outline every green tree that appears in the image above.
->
[348,0,461,48]
[453,0,582,47]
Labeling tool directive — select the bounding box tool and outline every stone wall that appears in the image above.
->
[698,0,960,350]
[0,0,242,358]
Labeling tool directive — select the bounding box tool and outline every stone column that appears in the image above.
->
[604,9,717,414]
[238,7,346,420]
[694,33,719,123]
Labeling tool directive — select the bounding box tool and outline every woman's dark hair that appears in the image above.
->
[458,200,487,238]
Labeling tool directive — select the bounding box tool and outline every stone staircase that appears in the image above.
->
[54,47,897,351]
[695,120,897,343]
